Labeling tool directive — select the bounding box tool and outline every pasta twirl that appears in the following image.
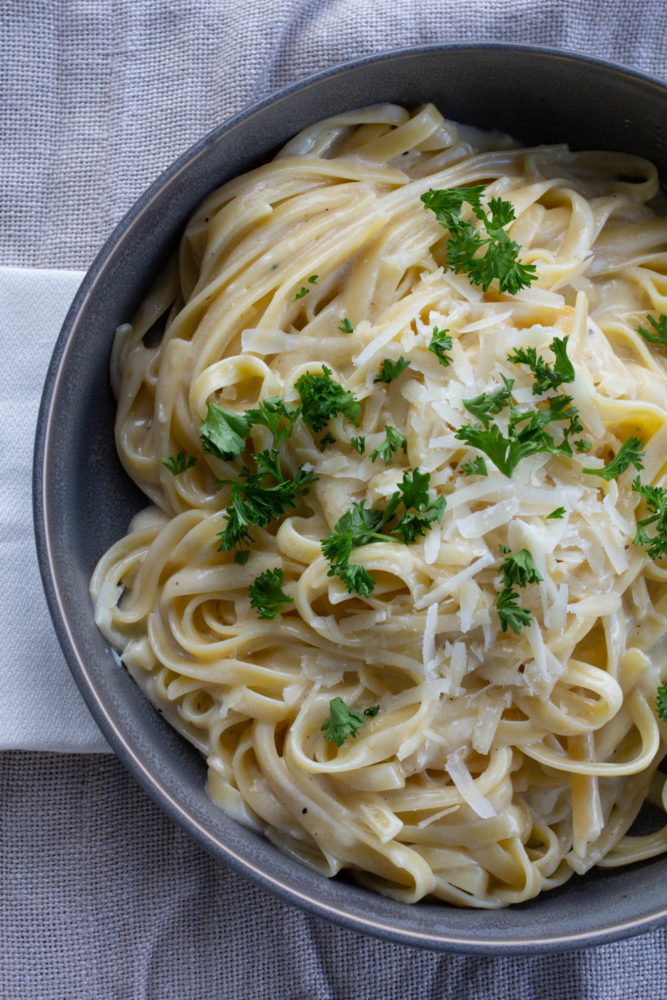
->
[91,104,667,907]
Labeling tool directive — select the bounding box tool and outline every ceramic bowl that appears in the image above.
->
[34,43,667,952]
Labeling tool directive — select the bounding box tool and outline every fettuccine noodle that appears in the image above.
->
[91,104,667,907]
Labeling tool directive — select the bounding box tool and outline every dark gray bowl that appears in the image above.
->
[34,43,667,953]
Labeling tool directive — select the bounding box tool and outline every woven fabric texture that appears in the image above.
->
[3,1,667,997]
[2,0,667,269]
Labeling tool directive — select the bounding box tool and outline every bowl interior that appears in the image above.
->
[35,44,667,953]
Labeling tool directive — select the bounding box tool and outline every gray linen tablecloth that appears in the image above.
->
[3,2,667,997]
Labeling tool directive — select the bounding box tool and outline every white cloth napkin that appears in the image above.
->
[0,265,109,752]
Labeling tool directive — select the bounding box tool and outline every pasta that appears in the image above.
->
[91,103,667,907]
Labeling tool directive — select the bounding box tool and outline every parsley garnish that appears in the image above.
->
[656,680,667,721]
[496,587,533,635]
[370,426,407,465]
[295,274,318,299]
[633,477,667,560]
[374,356,411,383]
[162,451,197,475]
[421,186,537,294]
[248,567,294,620]
[295,366,361,432]
[200,403,251,460]
[495,547,541,635]
[351,436,366,455]
[338,318,354,334]
[456,340,586,477]
[462,376,514,427]
[584,437,645,481]
[218,461,316,551]
[321,697,379,747]
[546,506,565,519]
[427,326,453,367]
[499,547,543,589]
[456,393,583,478]
[638,314,667,347]
[507,336,575,394]
[200,397,300,461]
[234,550,250,565]
[318,433,336,452]
[461,456,488,477]
[211,398,315,552]
[321,470,446,594]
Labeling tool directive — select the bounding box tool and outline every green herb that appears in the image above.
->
[507,336,575,394]
[374,356,411,383]
[351,436,366,455]
[244,397,301,447]
[162,451,197,475]
[461,456,488,477]
[295,365,361,432]
[295,274,318,300]
[656,680,667,721]
[338,318,354,334]
[248,567,294,620]
[370,426,407,465]
[218,460,316,551]
[200,403,251,460]
[499,548,543,589]
[321,470,446,594]
[638,314,667,347]
[462,377,515,428]
[234,550,250,565]
[575,439,592,453]
[456,393,583,478]
[633,477,667,560]
[546,507,565,519]
[494,547,541,635]
[321,697,379,747]
[318,433,336,452]
[496,587,533,635]
[200,397,300,461]
[321,502,384,597]
[421,186,538,294]
[584,436,645,481]
[427,326,454,367]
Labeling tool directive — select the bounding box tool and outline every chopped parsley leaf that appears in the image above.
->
[584,436,645,481]
[338,318,354,334]
[370,426,407,465]
[496,587,533,635]
[461,456,488,477]
[321,470,446,594]
[507,336,575,394]
[638,314,667,347]
[218,461,316,552]
[295,366,361,432]
[546,506,566,519]
[248,567,294,620]
[162,451,197,475]
[421,186,537,294]
[427,326,454,367]
[633,477,667,560]
[321,697,379,747]
[234,550,250,565]
[499,548,543,589]
[350,436,366,455]
[294,275,318,300]
[374,356,411,384]
[656,680,667,721]
[200,402,251,460]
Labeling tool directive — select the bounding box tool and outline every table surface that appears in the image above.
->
[3,2,667,997]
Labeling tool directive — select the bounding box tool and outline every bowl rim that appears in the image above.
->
[33,41,667,954]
